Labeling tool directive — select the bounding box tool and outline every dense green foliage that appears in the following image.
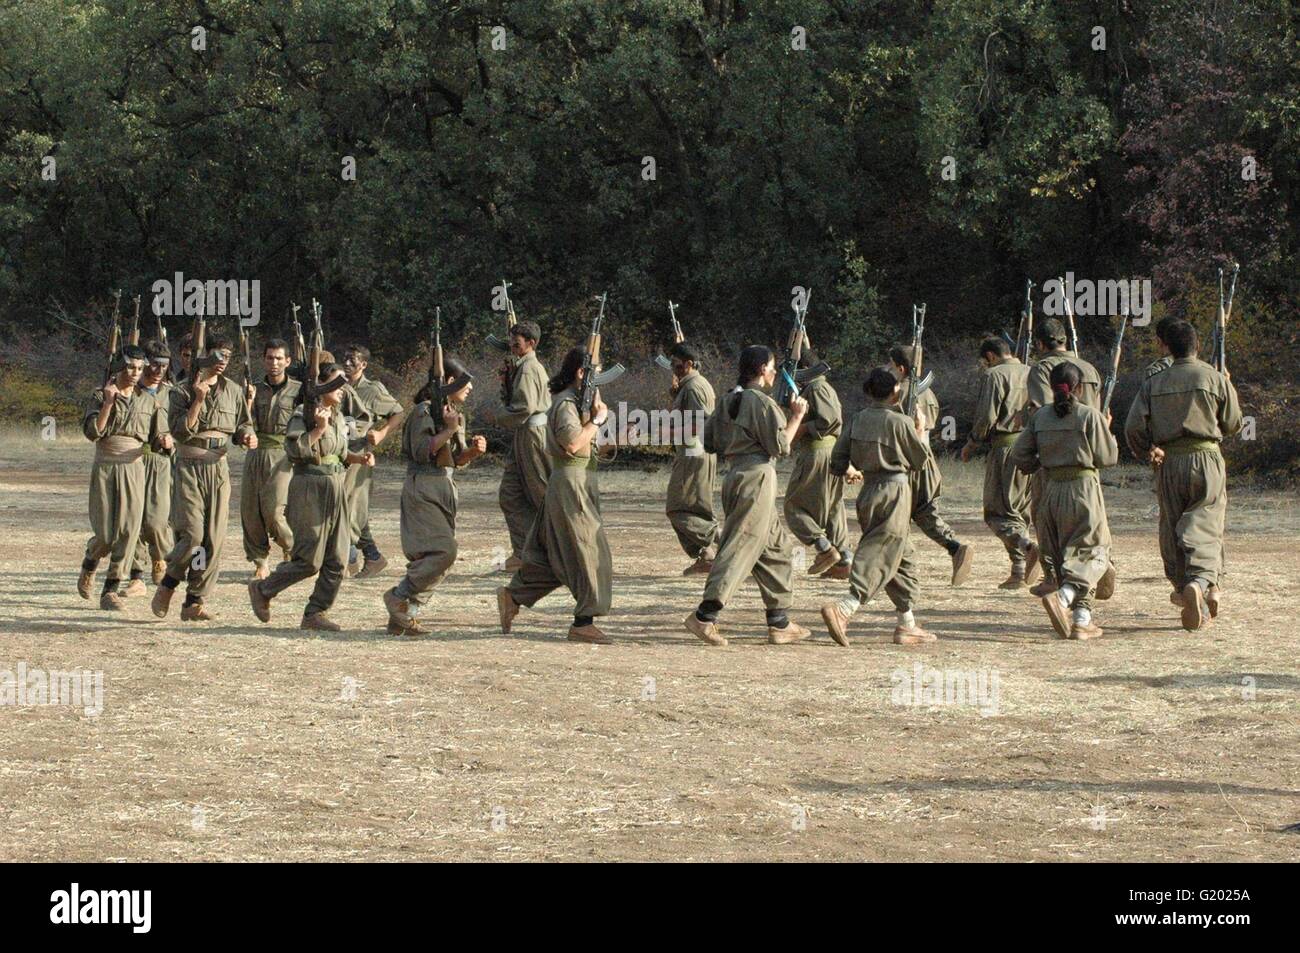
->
[1,0,1295,368]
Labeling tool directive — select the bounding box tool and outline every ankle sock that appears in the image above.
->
[837,596,861,617]
[574,615,594,628]
[896,609,915,628]
[813,537,831,553]
[765,609,789,629]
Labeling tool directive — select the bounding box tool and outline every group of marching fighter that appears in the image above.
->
[77,282,1242,644]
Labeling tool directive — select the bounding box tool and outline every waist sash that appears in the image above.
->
[94,435,145,465]
[1161,436,1219,456]
[1045,465,1099,482]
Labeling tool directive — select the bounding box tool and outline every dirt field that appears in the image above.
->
[1,434,1297,862]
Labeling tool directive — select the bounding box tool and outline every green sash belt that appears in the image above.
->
[1045,465,1098,482]
[1161,436,1219,455]
[256,432,286,449]
[554,455,597,469]
[293,454,343,476]
[807,435,837,449]
[992,432,1020,449]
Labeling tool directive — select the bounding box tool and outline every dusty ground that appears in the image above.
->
[0,433,1297,861]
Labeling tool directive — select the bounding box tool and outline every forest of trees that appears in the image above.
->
[0,0,1296,471]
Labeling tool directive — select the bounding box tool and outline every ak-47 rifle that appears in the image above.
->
[104,290,123,379]
[576,293,626,421]
[653,300,685,371]
[424,306,475,463]
[289,302,306,378]
[240,326,254,387]
[1100,303,1128,415]
[128,294,141,346]
[1059,275,1079,356]
[154,298,168,349]
[1018,278,1034,362]
[904,303,935,419]
[190,292,208,374]
[774,290,829,408]
[486,278,518,353]
[1212,262,1239,374]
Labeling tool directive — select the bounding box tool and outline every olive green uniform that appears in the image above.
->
[830,399,930,609]
[1011,402,1118,611]
[898,377,960,553]
[665,370,719,558]
[394,400,468,610]
[497,350,553,559]
[970,357,1032,569]
[1124,357,1242,592]
[699,387,795,615]
[255,408,352,614]
[82,386,164,586]
[131,381,175,575]
[507,389,613,619]
[345,375,402,558]
[782,376,849,559]
[241,376,301,564]
[164,376,254,602]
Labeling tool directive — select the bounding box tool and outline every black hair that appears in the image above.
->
[120,344,147,363]
[208,336,234,353]
[737,345,774,387]
[263,337,289,355]
[1035,318,1067,348]
[1049,360,1082,417]
[549,346,587,394]
[318,362,345,382]
[511,321,541,344]
[1154,315,1179,345]
[980,336,1010,359]
[888,345,912,374]
[669,341,700,365]
[1167,321,1198,359]
[796,346,822,370]
[865,367,899,400]
[143,340,170,361]
[343,344,371,363]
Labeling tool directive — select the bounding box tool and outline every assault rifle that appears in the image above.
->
[424,306,475,459]
[104,289,123,379]
[485,278,517,352]
[1212,262,1239,374]
[576,292,626,421]
[653,300,685,371]
[289,302,306,380]
[1100,304,1128,415]
[240,326,254,387]
[904,303,935,419]
[1017,278,1034,362]
[128,294,141,346]
[773,289,829,408]
[1059,275,1079,356]
[154,297,168,349]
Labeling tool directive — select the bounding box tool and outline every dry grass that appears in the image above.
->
[0,432,1297,861]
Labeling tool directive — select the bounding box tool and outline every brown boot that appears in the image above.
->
[253,559,270,581]
[248,580,271,623]
[181,601,215,622]
[1070,621,1104,640]
[567,623,611,644]
[151,585,174,619]
[77,567,95,600]
[820,602,851,647]
[99,590,125,611]
[1169,588,1186,607]
[355,555,388,580]
[504,556,523,572]
[950,544,974,586]
[387,618,430,636]
[768,620,811,644]
[123,578,147,598]
[302,612,342,632]
[1042,593,1071,639]
[1029,578,1058,597]
[821,562,850,580]
[998,570,1027,590]
[893,624,937,645]
[1180,583,1206,632]
[682,554,714,576]
[684,611,726,646]
[1023,543,1042,585]
[151,559,167,585]
[497,586,519,634]
[1206,586,1220,619]
[1095,565,1116,601]
[383,587,412,628]
[808,547,840,576]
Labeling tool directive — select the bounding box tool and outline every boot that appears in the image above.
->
[503,556,523,572]
[820,602,851,647]
[151,585,175,619]
[567,623,611,644]
[151,559,167,585]
[387,617,430,636]
[123,578,147,598]
[355,554,388,580]
[181,601,215,622]
[821,562,850,580]
[1095,565,1116,601]
[1070,621,1104,640]
[253,559,270,581]
[808,547,840,576]
[1041,593,1071,639]
[682,553,714,576]
[950,543,974,586]
[1023,543,1042,586]
[1180,583,1206,632]
[248,580,271,623]
[497,586,519,634]
[77,567,95,600]
[893,624,937,645]
[998,570,1027,590]
[100,590,125,611]
[768,620,811,645]
[1169,589,1186,607]
[383,587,412,628]
[1206,585,1220,619]
[1029,578,1058,597]
[302,612,342,632]
[684,612,726,646]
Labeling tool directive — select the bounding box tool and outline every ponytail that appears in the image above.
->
[1049,361,1082,418]
[736,344,774,388]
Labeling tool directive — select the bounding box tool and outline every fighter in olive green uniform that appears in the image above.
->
[498,347,615,644]
[1012,362,1118,639]
[241,339,301,578]
[960,337,1038,588]
[129,340,176,591]
[342,345,404,579]
[1124,320,1242,631]
[78,346,169,610]
[496,322,552,570]
[151,339,256,622]
[382,359,487,635]
[891,346,973,585]
[683,346,812,647]
[819,368,936,646]
[249,364,368,631]
[782,362,851,579]
[665,343,719,574]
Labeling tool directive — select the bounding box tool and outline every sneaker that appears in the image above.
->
[808,548,840,576]
[950,544,974,586]
[1041,593,1071,639]
[684,611,726,646]
[497,587,519,634]
[893,624,937,645]
[820,602,851,646]
[768,620,811,645]
[248,580,271,623]
[302,612,342,632]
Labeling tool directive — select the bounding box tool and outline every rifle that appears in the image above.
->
[1100,304,1128,416]
[299,299,326,461]
[154,299,168,349]
[1017,278,1034,362]
[485,278,517,352]
[104,290,123,379]
[240,327,254,387]
[576,292,626,421]
[1212,262,1239,374]
[1058,275,1079,356]
[904,303,935,419]
[653,300,685,371]
[773,289,830,408]
[290,301,306,373]
[190,293,208,374]
[128,294,141,346]
[425,306,475,461]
